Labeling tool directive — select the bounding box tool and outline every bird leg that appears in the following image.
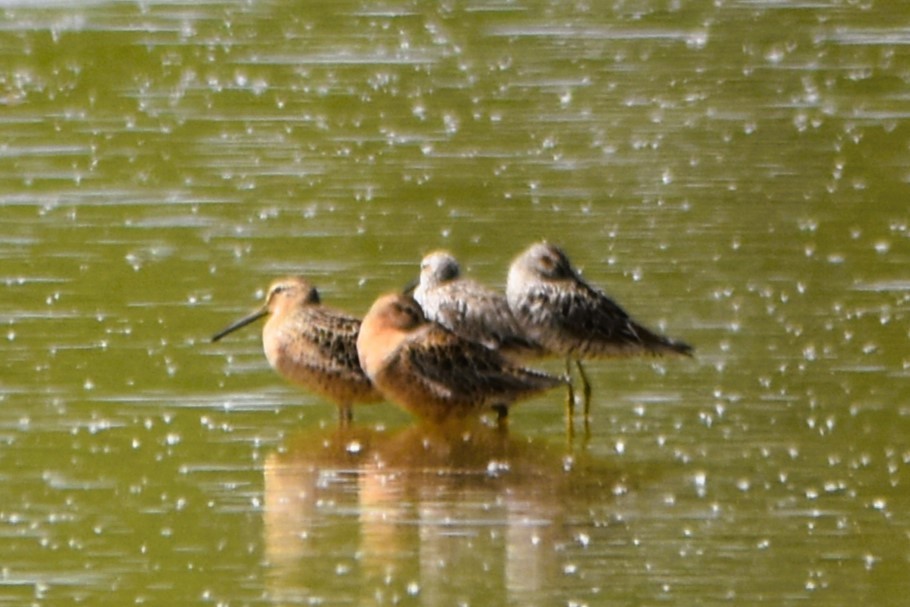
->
[564,358,576,438]
[493,404,509,432]
[338,403,353,427]
[575,360,592,435]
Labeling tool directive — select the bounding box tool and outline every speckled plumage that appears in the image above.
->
[412,250,542,358]
[212,277,382,422]
[357,293,564,423]
[506,242,692,431]
[506,242,693,359]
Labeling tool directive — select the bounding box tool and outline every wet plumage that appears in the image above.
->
[212,276,382,423]
[357,293,565,423]
[411,250,542,358]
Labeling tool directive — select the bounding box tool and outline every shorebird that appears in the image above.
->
[409,250,542,358]
[506,242,693,429]
[211,276,383,423]
[357,292,565,424]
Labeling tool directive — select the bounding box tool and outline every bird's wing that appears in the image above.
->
[432,281,538,351]
[550,279,691,355]
[284,307,367,378]
[398,326,560,405]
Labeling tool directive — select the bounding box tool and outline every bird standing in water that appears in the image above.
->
[506,242,693,432]
[357,292,564,424]
[410,250,542,359]
[212,276,382,424]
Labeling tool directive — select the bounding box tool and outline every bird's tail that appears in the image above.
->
[633,321,694,357]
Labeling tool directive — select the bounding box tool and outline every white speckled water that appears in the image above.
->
[1,1,908,604]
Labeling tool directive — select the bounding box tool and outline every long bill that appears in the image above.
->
[211,307,269,342]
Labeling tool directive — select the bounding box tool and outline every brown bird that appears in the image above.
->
[410,250,542,358]
[506,242,693,427]
[357,292,565,424]
[212,276,383,424]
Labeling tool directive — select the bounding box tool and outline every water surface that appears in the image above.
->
[1,0,908,605]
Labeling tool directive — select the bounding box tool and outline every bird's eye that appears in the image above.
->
[267,284,292,302]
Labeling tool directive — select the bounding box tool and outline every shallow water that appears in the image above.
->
[2,0,909,605]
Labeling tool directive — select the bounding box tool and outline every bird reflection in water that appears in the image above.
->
[262,421,632,605]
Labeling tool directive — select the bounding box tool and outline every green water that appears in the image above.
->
[2,1,908,605]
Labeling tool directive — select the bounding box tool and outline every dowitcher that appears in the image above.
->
[211,276,382,423]
[357,292,565,423]
[506,242,693,427]
[410,250,542,358]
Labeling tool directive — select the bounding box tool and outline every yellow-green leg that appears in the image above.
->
[565,358,575,438]
[575,360,592,436]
